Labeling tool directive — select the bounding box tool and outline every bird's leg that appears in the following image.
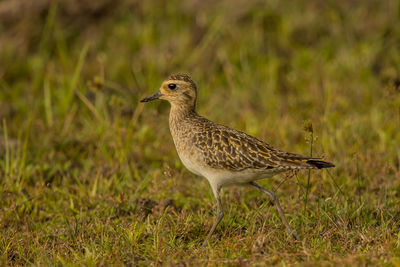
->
[249,181,300,241]
[202,185,224,247]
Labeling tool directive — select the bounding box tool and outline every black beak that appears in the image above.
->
[140,91,162,102]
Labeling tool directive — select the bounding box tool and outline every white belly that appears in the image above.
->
[178,152,203,176]
[211,169,278,187]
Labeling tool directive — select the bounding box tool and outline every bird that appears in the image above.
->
[140,74,334,246]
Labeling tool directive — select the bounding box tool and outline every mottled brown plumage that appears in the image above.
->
[192,122,333,171]
[141,73,334,246]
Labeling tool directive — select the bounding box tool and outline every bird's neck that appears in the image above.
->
[169,103,198,132]
[170,103,196,121]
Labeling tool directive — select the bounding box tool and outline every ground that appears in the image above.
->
[1,0,400,266]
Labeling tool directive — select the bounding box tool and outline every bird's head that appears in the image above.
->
[141,74,197,110]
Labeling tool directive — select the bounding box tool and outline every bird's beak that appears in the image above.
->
[140,91,162,102]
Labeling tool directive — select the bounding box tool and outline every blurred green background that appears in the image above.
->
[1,0,400,265]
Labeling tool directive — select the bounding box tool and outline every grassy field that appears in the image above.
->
[1,0,400,265]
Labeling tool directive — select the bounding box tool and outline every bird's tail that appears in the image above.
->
[305,159,335,169]
[275,151,335,170]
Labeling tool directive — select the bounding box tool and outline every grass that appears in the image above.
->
[1,0,400,265]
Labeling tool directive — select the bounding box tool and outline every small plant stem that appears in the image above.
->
[303,131,313,215]
[356,154,362,205]
[3,119,9,176]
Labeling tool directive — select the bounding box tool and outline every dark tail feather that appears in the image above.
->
[306,159,335,169]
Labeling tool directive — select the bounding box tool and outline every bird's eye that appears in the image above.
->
[168,83,177,90]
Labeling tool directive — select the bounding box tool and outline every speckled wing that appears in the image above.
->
[192,125,329,172]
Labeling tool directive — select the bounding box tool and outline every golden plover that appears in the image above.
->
[141,74,334,246]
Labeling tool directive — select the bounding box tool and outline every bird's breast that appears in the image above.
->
[169,120,204,175]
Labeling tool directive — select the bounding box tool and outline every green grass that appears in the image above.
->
[1,0,400,265]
